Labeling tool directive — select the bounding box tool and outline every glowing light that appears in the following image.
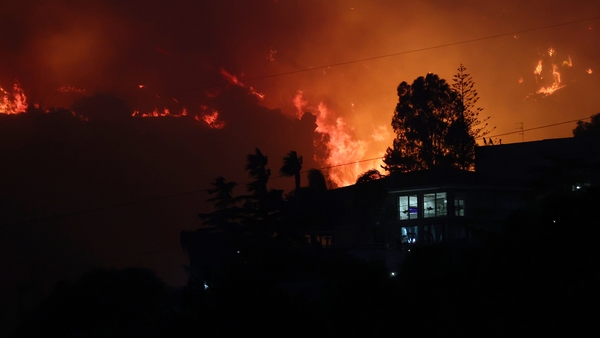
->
[536,64,565,96]
[371,125,389,142]
[518,77,523,84]
[0,83,28,114]
[131,107,188,117]
[563,56,573,67]
[534,60,543,76]
[314,102,369,187]
[293,90,308,119]
[587,68,593,74]
[200,111,225,129]
[548,48,555,56]
[138,84,145,89]
[220,69,265,100]
[57,85,86,94]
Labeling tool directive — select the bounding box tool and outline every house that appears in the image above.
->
[332,137,600,253]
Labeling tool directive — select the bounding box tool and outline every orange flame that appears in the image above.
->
[587,68,593,75]
[220,69,265,100]
[534,60,543,76]
[57,85,86,94]
[293,90,308,119]
[132,107,188,117]
[536,64,565,96]
[0,83,28,114]
[294,90,384,187]
[198,110,225,129]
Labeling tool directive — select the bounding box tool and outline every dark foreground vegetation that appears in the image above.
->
[16,188,600,337]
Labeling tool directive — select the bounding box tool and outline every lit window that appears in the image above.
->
[399,195,418,220]
[454,193,465,216]
[423,192,447,218]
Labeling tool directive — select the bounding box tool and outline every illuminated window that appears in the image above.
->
[454,193,465,216]
[398,195,418,220]
[401,226,418,244]
[423,192,447,218]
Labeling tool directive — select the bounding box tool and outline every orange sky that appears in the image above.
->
[1,0,599,295]
[2,0,599,186]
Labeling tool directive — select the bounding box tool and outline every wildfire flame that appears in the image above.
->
[198,110,225,129]
[534,60,543,76]
[132,108,188,117]
[0,83,28,114]
[220,69,265,100]
[57,85,86,94]
[536,64,565,97]
[293,91,383,187]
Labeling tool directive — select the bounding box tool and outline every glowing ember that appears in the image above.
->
[138,84,145,89]
[518,77,523,84]
[563,56,573,67]
[199,111,225,129]
[57,85,86,94]
[0,83,28,114]
[548,48,555,56]
[220,69,265,100]
[534,60,543,76]
[587,69,593,74]
[132,108,188,117]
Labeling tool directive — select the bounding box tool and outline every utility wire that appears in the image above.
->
[4,17,599,227]
[60,15,600,111]
[3,111,594,229]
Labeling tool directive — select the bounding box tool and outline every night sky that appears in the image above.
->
[1,1,599,330]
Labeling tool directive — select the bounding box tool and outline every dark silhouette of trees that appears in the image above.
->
[280,150,303,191]
[356,168,384,184]
[198,176,243,229]
[383,66,488,173]
[18,268,170,337]
[245,148,270,201]
[307,168,328,191]
[573,112,600,139]
[452,64,493,140]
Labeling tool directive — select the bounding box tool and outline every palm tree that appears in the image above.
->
[280,150,303,190]
[246,148,270,199]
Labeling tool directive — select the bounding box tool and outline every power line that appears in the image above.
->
[4,16,600,227]
[483,116,593,139]
[56,15,600,111]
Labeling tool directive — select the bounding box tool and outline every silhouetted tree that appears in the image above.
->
[245,148,270,199]
[242,148,284,235]
[573,112,600,139]
[452,64,493,140]
[356,168,384,184]
[18,268,169,337]
[307,168,327,191]
[383,71,480,172]
[280,150,303,190]
[198,176,243,229]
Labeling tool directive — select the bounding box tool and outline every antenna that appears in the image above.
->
[516,122,524,142]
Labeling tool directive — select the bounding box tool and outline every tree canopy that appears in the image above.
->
[383,65,489,172]
[573,112,600,140]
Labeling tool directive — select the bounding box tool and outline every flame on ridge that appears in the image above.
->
[0,83,28,114]
[132,108,188,117]
[197,109,225,129]
[220,69,265,100]
[57,85,86,94]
